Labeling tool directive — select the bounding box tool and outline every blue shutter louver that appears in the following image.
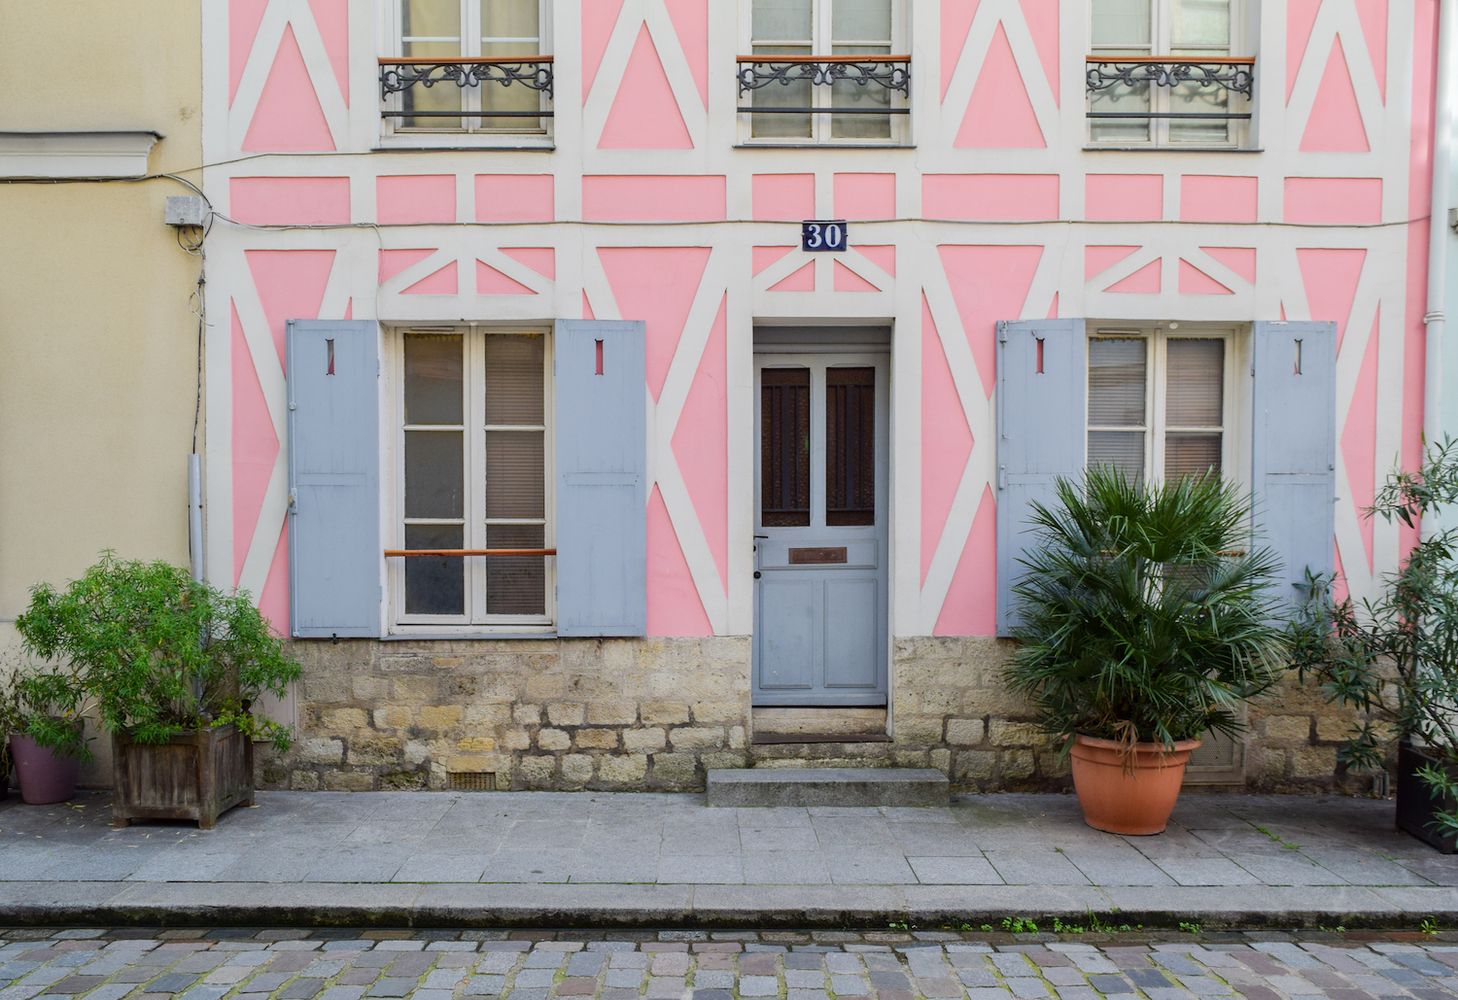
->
[553,319,648,637]
[286,319,383,638]
[995,319,1087,635]
[1251,320,1337,608]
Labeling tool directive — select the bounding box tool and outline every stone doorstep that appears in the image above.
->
[705,768,951,808]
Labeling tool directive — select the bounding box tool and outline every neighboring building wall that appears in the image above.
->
[204,0,1440,793]
[0,3,202,782]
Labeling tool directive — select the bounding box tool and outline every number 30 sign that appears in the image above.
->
[801,220,849,253]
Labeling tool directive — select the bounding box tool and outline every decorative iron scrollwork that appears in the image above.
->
[737,59,911,98]
[380,60,554,101]
[1085,60,1254,99]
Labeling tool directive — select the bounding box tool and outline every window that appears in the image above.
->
[392,327,552,629]
[1087,328,1232,483]
[1086,0,1252,147]
[382,0,551,136]
[741,0,909,144]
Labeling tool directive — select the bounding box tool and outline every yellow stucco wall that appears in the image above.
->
[0,2,202,777]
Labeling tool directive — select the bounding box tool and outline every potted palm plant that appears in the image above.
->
[1289,438,1458,853]
[2,664,93,805]
[15,553,301,828]
[1005,469,1289,834]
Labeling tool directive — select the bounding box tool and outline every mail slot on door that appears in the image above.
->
[788,546,848,565]
[759,538,878,570]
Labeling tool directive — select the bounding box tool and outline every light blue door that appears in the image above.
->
[753,352,889,706]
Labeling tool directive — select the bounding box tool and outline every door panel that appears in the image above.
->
[753,351,888,707]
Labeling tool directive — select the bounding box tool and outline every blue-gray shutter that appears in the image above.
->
[286,319,382,638]
[1251,320,1337,607]
[554,319,647,636]
[995,319,1087,635]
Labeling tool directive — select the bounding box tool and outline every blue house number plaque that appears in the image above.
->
[802,220,848,252]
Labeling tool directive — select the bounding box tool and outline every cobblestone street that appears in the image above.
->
[3,928,1458,1000]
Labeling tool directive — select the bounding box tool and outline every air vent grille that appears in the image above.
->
[449,771,498,792]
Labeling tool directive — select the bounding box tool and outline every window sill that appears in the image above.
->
[382,630,558,641]
[1083,145,1262,153]
[735,142,915,150]
[374,136,555,153]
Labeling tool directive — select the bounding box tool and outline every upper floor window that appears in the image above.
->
[1086,0,1253,148]
[739,0,910,145]
[380,0,552,138]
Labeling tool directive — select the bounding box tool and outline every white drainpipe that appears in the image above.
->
[1424,0,1456,539]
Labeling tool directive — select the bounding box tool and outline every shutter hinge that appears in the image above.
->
[287,488,297,513]
[996,321,1008,343]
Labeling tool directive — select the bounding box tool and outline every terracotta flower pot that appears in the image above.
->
[1069,734,1201,835]
[8,733,80,805]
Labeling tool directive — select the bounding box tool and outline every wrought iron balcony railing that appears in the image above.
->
[736,54,910,127]
[1084,55,1255,123]
[378,56,553,127]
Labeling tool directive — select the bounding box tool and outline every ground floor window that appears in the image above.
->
[392,325,553,628]
[1087,326,1234,484]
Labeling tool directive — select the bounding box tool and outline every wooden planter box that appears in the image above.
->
[112,725,254,830]
[1396,742,1458,854]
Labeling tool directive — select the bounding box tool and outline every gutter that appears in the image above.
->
[1423,0,1457,539]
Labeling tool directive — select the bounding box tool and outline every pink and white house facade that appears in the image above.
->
[202,0,1446,793]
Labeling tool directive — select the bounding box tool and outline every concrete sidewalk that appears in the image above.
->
[1,791,1454,928]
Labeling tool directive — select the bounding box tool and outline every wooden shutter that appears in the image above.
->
[286,320,383,638]
[553,320,647,637]
[995,319,1087,635]
[1251,321,1337,609]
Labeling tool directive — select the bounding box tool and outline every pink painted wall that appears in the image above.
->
[216,0,1439,639]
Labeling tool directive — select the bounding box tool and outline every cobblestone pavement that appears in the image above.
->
[3,928,1458,1000]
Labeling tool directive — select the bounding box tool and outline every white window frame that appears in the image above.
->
[379,0,553,146]
[1085,323,1247,488]
[386,324,556,634]
[1087,0,1251,149]
[738,0,910,147]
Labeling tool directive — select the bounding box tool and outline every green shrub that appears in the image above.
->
[1005,468,1289,750]
[14,552,302,751]
[1289,437,1458,837]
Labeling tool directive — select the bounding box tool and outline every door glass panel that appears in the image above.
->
[1089,337,1147,425]
[1091,0,1152,45]
[480,0,542,131]
[401,0,464,128]
[404,524,465,614]
[1171,0,1230,47]
[761,368,811,527]
[405,334,463,425]
[482,0,538,38]
[830,44,892,140]
[753,0,812,40]
[825,367,876,526]
[832,0,891,41]
[405,430,463,518]
[486,523,546,615]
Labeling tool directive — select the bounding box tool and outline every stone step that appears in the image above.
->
[705,767,950,808]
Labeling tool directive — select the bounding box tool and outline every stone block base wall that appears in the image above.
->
[260,635,1369,794]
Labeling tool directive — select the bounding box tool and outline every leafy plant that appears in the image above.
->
[1006,468,1290,750]
[1001,917,1039,933]
[3,663,95,761]
[1178,921,1202,935]
[14,553,302,751]
[1288,437,1458,837]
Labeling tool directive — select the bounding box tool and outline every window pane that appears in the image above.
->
[404,334,463,425]
[830,43,892,140]
[1089,81,1152,143]
[753,0,812,40]
[1171,0,1230,48]
[1166,339,1224,426]
[750,45,814,139]
[487,523,546,615]
[1165,432,1222,479]
[761,368,811,527]
[485,334,544,425]
[832,0,891,42]
[826,368,875,526]
[485,431,545,518]
[482,0,538,39]
[1089,430,1145,482]
[405,430,464,518]
[1091,0,1151,45]
[403,0,460,40]
[1168,79,1231,143]
[404,524,465,615]
[402,0,464,128]
[1088,338,1147,426]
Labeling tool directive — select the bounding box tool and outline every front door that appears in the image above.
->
[753,352,889,706]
